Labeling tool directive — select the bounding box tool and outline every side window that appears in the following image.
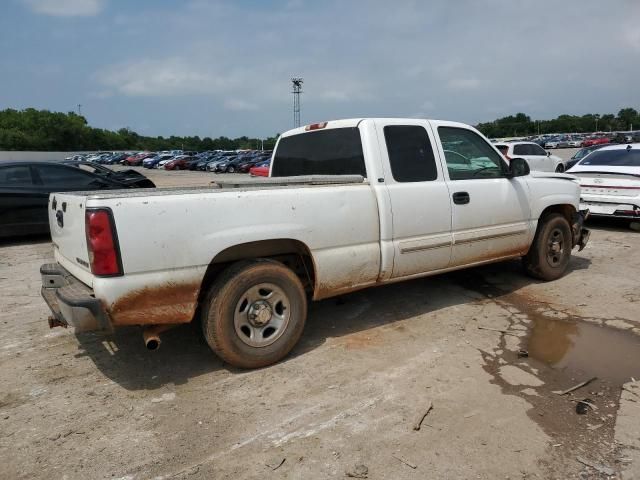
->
[0,165,33,187]
[530,144,547,156]
[384,125,437,182]
[35,165,102,188]
[438,127,507,180]
[496,145,508,155]
[513,144,528,156]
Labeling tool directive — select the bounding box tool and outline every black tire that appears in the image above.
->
[555,164,565,173]
[201,259,307,369]
[227,166,235,173]
[523,213,572,281]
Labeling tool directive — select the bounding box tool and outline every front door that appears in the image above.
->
[433,124,532,267]
[375,120,453,278]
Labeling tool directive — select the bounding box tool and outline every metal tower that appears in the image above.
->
[291,77,303,128]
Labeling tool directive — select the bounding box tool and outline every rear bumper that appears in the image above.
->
[40,263,112,332]
[580,198,640,219]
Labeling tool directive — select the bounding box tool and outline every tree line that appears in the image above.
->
[1,106,638,151]
[476,108,639,138]
[0,108,279,151]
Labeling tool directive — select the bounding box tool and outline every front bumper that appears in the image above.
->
[571,209,591,251]
[40,263,112,332]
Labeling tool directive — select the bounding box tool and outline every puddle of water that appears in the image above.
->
[527,315,640,386]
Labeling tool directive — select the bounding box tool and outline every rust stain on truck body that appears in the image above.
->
[109,282,200,326]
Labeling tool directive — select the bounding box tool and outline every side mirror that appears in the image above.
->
[508,157,530,177]
[546,151,551,156]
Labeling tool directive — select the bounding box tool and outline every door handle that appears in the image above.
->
[452,191,470,205]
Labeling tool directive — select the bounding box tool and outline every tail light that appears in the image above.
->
[85,209,123,276]
[305,122,328,131]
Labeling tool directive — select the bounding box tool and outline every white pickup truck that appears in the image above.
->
[41,118,590,368]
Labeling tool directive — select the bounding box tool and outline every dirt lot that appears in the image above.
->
[1,157,639,479]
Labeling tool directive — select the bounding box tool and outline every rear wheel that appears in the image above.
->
[227,166,236,173]
[523,213,572,281]
[555,164,565,173]
[201,259,307,369]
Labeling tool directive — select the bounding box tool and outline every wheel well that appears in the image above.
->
[197,239,316,306]
[539,204,575,224]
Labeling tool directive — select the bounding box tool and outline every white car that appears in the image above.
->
[41,118,589,369]
[567,143,640,219]
[495,141,566,172]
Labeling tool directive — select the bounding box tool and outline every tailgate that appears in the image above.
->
[48,192,94,286]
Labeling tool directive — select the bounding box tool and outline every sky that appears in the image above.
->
[1,0,639,138]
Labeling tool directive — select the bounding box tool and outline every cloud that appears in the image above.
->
[447,77,481,91]
[97,58,237,97]
[22,0,105,17]
[224,99,258,111]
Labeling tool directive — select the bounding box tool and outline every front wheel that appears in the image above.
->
[227,166,235,173]
[523,213,572,281]
[201,260,307,368]
[555,164,565,173]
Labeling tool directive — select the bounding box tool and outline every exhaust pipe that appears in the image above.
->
[142,324,178,351]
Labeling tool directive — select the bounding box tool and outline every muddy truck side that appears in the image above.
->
[41,118,590,368]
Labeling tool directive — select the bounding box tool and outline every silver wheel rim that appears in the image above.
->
[234,283,290,347]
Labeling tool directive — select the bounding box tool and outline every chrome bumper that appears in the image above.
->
[40,263,112,332]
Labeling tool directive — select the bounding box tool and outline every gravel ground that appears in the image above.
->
[2,150,639,480]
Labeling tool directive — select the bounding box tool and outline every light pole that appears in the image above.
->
[77,104,82,116]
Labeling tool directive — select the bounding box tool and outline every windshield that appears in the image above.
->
[579,149,640,167]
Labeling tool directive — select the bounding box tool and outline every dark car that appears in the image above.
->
[565,144,609,170]
[62,160,155,188]
[0,161,154,237]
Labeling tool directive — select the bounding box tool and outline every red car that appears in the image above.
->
[125,152,154,166]
[164,156,195,170]
[582,136,610,147]
[249,164,269,176]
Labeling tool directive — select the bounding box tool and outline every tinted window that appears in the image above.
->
[579,149,640,167]
[0,165,33,186]
[438,127,506,180]
[271,127,366,177]
[384,126,437,182]
[513,144,528,156]
[496,145,508,155]
[35,165,103,188]
[529,144,547,156]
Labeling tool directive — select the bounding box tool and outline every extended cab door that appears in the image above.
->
[375,120,452,278]
[431,123,532,266]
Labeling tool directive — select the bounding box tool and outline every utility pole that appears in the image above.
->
[291,78,303,128]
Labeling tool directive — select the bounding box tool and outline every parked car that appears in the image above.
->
[566,136,583,148]
[62,160,155,188]
[164,155,196,170]
[40,118,589,369]
[0,161,153,238]
[124,152,154,166]
[494,141,566,172]
[567,143,640,219]
[565,144,609,170]
[143,154,173,169]
[582,136,610,147]
[249,161,270,176]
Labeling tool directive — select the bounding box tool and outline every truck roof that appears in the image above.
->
[281,118,471,138]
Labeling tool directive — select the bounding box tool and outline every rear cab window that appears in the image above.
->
[271,127,366,177]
